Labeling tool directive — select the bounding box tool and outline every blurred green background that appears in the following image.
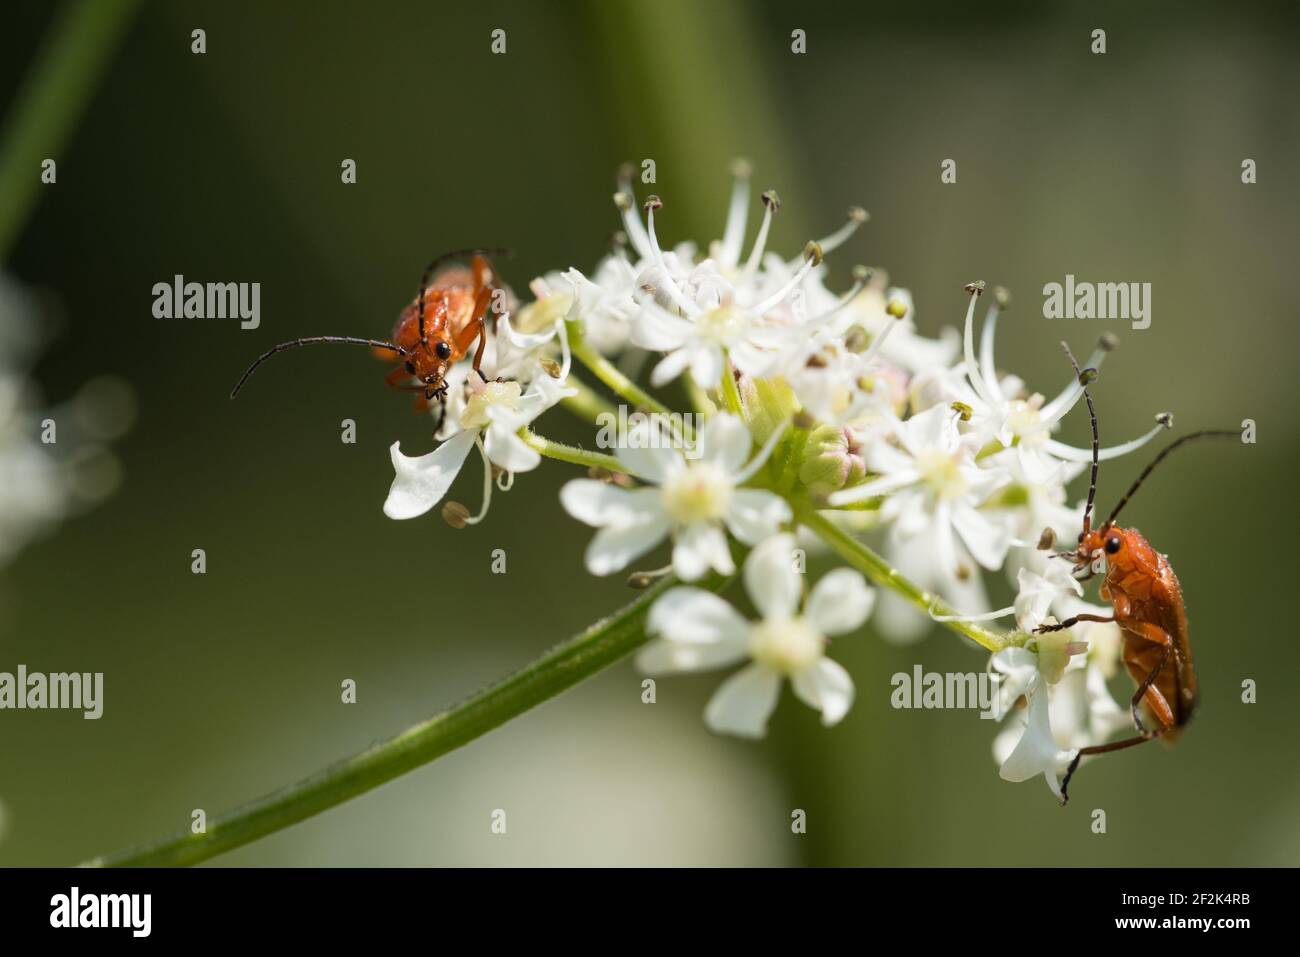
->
[1,0,1297,866]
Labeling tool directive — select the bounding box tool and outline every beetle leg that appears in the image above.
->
[455,286,493,382]
[1033,613,1115,635]
[1120,620,1176,733]
[1060,731,1161,805]
[385,364,418,389]
[429,391,448,433]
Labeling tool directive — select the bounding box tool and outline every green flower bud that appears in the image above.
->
[799,424,867,495]
[739,374,799,446]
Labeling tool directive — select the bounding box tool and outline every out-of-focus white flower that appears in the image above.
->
[559,413,789,581]
[638,533,873,737]
[0,276,132,567]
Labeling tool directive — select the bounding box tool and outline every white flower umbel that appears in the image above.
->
[385,371,575,522]
[637,533,874,738]
[560,413,789,581]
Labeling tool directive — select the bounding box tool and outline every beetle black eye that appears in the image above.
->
[435,341,452,360]
[1105,536,1122,555]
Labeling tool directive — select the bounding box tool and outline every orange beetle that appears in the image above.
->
[1034,342,1237,803]
[230,248,505,406]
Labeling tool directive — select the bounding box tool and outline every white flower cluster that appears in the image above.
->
[381,165,1173,797]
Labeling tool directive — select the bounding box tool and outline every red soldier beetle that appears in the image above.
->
[1034,342,1238,804]
[230,248,507,413]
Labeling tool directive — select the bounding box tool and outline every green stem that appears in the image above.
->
[566,319,690,437]
[86,572,725,867]
[522,428,630,476]
[798,505,1018,653]
[720,352,745,418]
[0,0,141,261]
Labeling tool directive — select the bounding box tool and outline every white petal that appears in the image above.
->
[672,522,734,582]
[951,501,1011,571]
[649,347,695,388]
[790,658,855,726]
[704,664,783,739]
[743,533,802,620]
[699,413,752,475]
[631,302,692,351]
[636,636,750,675]
[998,684,1069,800]
[729,339,780,379]
[382,431,478,520]
[585,517,671,575]
[724,488,791,545]
[689,344,724,391]
[615,420,683,483]
[559,481,658,527]
[828,468,920,505]
[484,423,541,473]
[806,568,875,636]
[646,587,751,645]
[499,312,557,350]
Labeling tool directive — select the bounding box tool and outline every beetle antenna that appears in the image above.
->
[1104,429,1240,526]
[231,336,407,398]
[416,247,512,346]
[1061,341,1100,534]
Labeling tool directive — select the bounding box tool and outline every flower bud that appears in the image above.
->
[739,374,798,446]
[799,424,867,495]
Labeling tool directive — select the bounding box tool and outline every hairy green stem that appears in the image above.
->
[0,0,141,261]
[798,505,1018,653]
[86,572,726,867]
[522,428,630,476]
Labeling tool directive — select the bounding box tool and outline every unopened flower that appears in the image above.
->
[799,424,867,496]
[638,533,874,737]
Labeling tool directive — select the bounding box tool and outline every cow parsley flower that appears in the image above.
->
[638,533,874,737]
[989,632,1088,800]
[830,403,1015,576]
[385,368,575,522]
[559,413,789,580]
